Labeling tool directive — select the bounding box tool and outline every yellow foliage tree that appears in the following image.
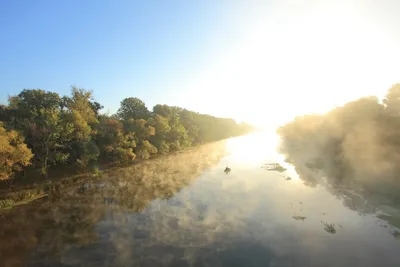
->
[0,122,33,180]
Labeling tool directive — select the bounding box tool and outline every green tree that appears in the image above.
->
[123,118,157,159]
[0,87,253,178]
[153,104,191,150]
[117,97,150,120]
[63,87,100,168]
[167,123,190,151]
[123,118,155,142]
[8,89,71,175]
[0,122,33,180]
[89,101,103,116]
[135,140,158,160]
[148,114,171,154]
[0,105,9,122]
[153,104,174,118]
[177,109,200,144]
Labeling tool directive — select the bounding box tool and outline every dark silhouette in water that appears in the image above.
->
[224,166,231,174]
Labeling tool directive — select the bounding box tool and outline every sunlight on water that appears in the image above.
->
[226,131,300,181]
[226,131,279,162]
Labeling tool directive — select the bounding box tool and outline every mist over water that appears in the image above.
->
[1,132,400,267]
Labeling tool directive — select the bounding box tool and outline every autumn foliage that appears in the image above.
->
[0,87,253,179]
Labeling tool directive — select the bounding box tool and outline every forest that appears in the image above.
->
[0,87,253,181]
[278,84,400,202]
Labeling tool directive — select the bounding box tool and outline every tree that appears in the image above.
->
[123,118,157,159]
[383,83,400,116]
[177,109,200,144]
[277,85,400,208]
[63,87,99,125]
[89,101,103,116]
[62,87,100,168]
[95,115,136,165]
[148,115,171,136]
[167,123,190,151]
[153,104,191,150]
[148,114,171,154]
[0,122,33,180]
[0,87,253,178]
[0,105,9,122]
[123,119,155,142]
[117,97,150,120]
[135,140,157,160]
[153,104,174,118]
[8,89,71,174]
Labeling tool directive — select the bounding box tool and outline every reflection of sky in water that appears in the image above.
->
[10,133,400,266]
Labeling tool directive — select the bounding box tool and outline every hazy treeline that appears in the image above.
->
[278,84,400,201]
[0,87,253,180]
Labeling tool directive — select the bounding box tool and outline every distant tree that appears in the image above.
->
[118,97,150,120]
[383,83,400,116]
[0,122,33,180]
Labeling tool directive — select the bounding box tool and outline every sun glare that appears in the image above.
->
[225,131,300,181]
[226,131,279,163]
[178,1,399,128]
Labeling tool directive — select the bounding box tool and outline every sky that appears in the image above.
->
[1,0,399,127]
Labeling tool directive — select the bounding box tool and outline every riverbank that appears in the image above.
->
[0,138,230,211]
[0,172,102,210]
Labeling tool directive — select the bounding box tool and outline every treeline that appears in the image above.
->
[278,84,400,200]
[0,87,253,180]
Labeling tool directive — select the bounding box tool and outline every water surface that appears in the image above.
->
[1,132,399,267]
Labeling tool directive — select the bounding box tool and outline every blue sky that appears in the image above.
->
[1,1,400,126]
[0,1,242,109]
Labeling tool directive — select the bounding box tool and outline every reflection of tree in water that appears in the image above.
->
[35,200,105,257]
[0,141,226,267]
[321,221,337,234]
[281,150,396,214]
[0,191,106,267]
[190,240,277,267]
[277,95,400,235]
[88,141,226,213]
[97,209,298,267]
[279,150,400,236]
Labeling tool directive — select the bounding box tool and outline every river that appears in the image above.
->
[1,132,399,267]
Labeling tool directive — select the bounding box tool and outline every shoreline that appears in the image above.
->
[0,135,238,211]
